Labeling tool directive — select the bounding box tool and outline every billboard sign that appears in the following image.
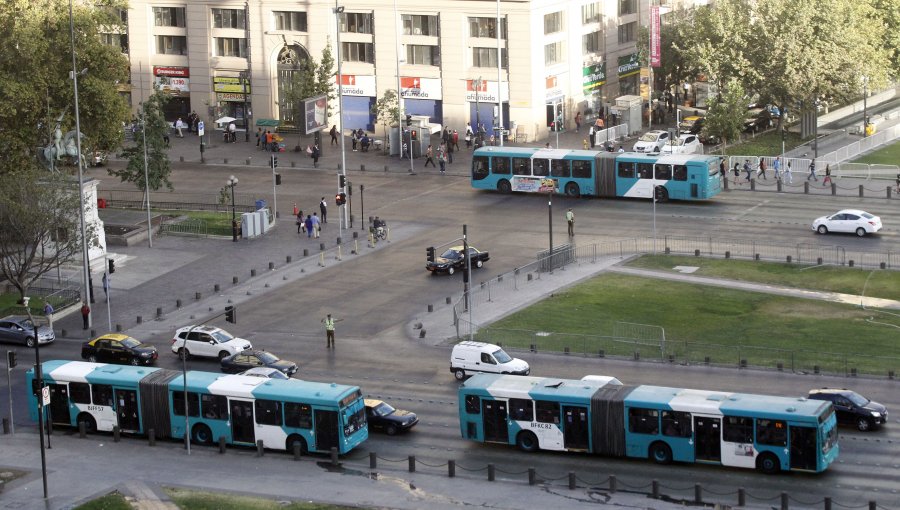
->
[304,94,327,135]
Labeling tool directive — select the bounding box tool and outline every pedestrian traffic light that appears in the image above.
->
[108,259,115,274]
[406,115,412,127]
[225,305,236,324]
[275,173,282,185]
[339,174,346,188]
[7,350,16,368]
[411,130,417,141]
[271,155,278,169]
[426,246,435,263]
[346,182,352,195]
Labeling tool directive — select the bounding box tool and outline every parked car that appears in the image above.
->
[743,108,777,133]
[632,130,671,153]
[0,315,55,347]
[237,367,290,380]
[364,398,419,435]
[427,246,489,275]
[450,341,530,380]
[807,388,888,431]
[678,116,704,135]
[220,349,298,377]
[812,209,882,237]
[81,334,158,366]
[171,325,252,360]
[660,134,702,155]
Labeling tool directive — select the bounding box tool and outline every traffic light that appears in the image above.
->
[339,174,346,188]
[347,182,352,195]
[271,155,278,169]
[225,305,236,324]
[426,246,435,263]
[108,259,115,274]
[7,350,16,368]
[406,114,412,127]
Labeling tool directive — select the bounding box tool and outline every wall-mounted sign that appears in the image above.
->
[214,76,250,93]
[464,80,509,102]
[334,74,376,96]
[400,77,442,100]
[618,53,641,78]
[582,63,606,92]
[217,92,246,102]
[154,76,190,94]
[154,66,189,77]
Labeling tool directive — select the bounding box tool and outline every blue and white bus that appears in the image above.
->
[458,374,839,474]
[27,360,368,454]
[471,147,721,201]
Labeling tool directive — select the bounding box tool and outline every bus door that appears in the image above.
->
[482,399,509,443]
[114,388,140,432]
[789,426,817,471]
[314,410,339,452]
[229,399,255,444]
[693,416,721,462]
[47,383,71,426]
[562,405,589,450]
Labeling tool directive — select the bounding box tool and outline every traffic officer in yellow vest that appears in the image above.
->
[321,313,343,348]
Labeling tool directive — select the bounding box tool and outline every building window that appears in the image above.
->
[274,11,307,32]
[582,2,602,24]
[155,35,187,55]
[543,11,563,35]
[341,13,373,34]
[101,33,128,53]
[341,42,374,63]
[153,7,185,27]
[619,0,636,15]
[544,41,563,66]
[212,9,245,29]
[403,14,438,36]
[583,30,602,54]
[406,45,440,66]
[472,47,507,68]
[618,21,636,43]
[468,17,506,39]
[215,38,247,58]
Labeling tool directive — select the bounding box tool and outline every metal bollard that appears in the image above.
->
[156,307,162,318]
[219,435,227,454]
[148,428,155,446]
[268,262,274,270]
[233,276,239,284]
[286,255,292,263]
[176,299,182,308]
[90,329,96,337]
[528,467,536,485]
[487,463,495,481]
[214,284,220,292]
[293,442,302,461]
[136,316,142,324]
[250,269,257,277]
[804,181,809,194]
[113,425,120,442]
[256,439,264,457]
[694,484,702,504]
[777,180,782,192]
[446,296,451,304]
[291,161,296,168]
[448,460,456,478]
[725,250,730,259]
[116,324,122,332]
[738,488,746,507]
[857,184,861,197]
[2,418,9,434]
[824,497,832,510]
[196,292,202,300]
[652,480,659,499]
[568,472,575,490]
[330,447,338,466]
[320,243,325,251]
[369,452,377,469]
[79,420,86,438]
[303,249,309,257]
[408,455,416,472]
[888,186,893,199]
[224,158,229,164]
[609,475,616,493]
[781,492,789,510]
[428,304,433,312]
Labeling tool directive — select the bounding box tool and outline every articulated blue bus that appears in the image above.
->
[27,360,368,454]
[471,147,721,201]
[458,374,839,474]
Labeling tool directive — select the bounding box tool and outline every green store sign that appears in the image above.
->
[617,53,641,78]
[582,63,606,92]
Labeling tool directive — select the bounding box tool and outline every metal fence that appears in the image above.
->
[97,189,260,213]
[451,236,900,377]
[159,217,210,237]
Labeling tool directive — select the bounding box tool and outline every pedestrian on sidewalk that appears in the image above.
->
[311,143,321,168]
[566,208,575,236]
[784,160,793,183]
[719,157,727,182]
[424,145,435,167]
[102,273,109,296]
[574,112,582,133]
[773,157,781,180]
[743,160,753,182]
[438,149,446,174]
[447,140,454,164]
[823,164,832,186]
[256,128,263,149]
[588,125,595,149]
[304,215,313,238]
[807,159,818,181]
[465,124,474,149]
[321,313,343,348]
[329,125,338,145]
[757,159,767,180]
[311,213,321,238]
[80,302,90,330]
[175,118,185,137]
[319,197,327,223]
[732,162,741,186]
[43,302,54,331]
[452,130,460,151]
[296,209,305,234]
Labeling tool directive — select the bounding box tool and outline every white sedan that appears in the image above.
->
[660,134,702,155]
[812,209,882,237]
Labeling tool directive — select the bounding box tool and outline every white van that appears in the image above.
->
[450,341,530,381]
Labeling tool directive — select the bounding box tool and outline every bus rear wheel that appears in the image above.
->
[756,452,781,474]
[565,182,580,197]
[192,424,213,445]
[516,431,539,452]
[286,434,308,454]
[497,180,512,194]
[654,186,669,203]
[649,441,672,465]
[77,413,97,434]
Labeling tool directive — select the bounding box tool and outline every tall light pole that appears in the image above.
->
[335,2,347,236]
[227,175,239,242]
[496,1,504,146]
[138,62,152,248]
[862,75,869,138]
[474,76,482,144]
[69,0,91,326]
[22,297,49,499]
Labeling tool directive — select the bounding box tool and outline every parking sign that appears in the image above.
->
[42,386,50,406]
[198,121,205,137]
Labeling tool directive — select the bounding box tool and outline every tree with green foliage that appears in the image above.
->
[703,79,747,151]
[372,89,399,153]
[281,43,336,148]
[110,88,173,195]
[0,0,129,175]
[636,8,701,97]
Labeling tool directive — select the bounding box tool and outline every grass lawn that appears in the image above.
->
[626,255,900,301]
[156,209,235,236]
[482,273,900,375]
[165,488,359,509]
[852,140,900,166]
[73,492,132,510]
[713,130,808,157]
[0,293,68,318]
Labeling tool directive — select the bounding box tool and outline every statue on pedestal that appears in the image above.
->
[40,112,85,172]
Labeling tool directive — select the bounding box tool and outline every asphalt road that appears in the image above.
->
[4,160,900,508]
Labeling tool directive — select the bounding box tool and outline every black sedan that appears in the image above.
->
[364,399,418,435]
[0,315,55,347]
[808,388,888,432]
[426,246,489,275]
[81,334,158,366]
[220,349,298,377]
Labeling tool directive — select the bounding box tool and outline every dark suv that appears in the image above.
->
[807,388,888,432]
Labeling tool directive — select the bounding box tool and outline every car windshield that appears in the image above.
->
[441,249,462,260]
[257,352,279,364]
[121,338,141,348]
[373,402,396,417]
[211,330,235,343]
[674,138,689,146]
[638,132,659,142]
[846,392,869,406]
[492,349,513,363]
[20,319,35,328]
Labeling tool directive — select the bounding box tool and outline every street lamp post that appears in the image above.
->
[22,297,49,499]
[69,0,91,328]
[474,77,481,145]
[335,3,347,236]
[862,76,869,138]
[227,175,239,242]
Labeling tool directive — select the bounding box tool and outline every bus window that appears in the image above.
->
[509,398,534,421]
[512,157,530,175]
[70,382,91,404]
[533,159,549,176]
[201,394,228,420]
[655,165,672,180]
[472,156,489,180]
[535,400,560,424]
[628,407,659,435]
[550,159,569,177]
[661,410,692,437]
[673,165,688,181]
[493,157,511,175]
[465,395,481,414]
[172,391,200,417]
[723,416,753,443]
[91,384,114,407]
[618,161,635,178]
[285,402,313,428]
[572,160,592,179]
[637,163,653,179]
[255,399,283,426]
[756,418,787,447]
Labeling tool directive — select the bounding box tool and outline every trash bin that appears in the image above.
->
[97,198,107,209]
[255,199,267,210]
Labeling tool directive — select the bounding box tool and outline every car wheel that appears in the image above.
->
[475,260,483,268]
[447,266,455,275]
[385,424,399,436]
[192,424,213,445]
[649,442,672,465]
[516,431,539,452]
[177,348,190,360]
[756,452,780,474]
[497,179,512,194]
[25,337,35,348]
[77,413,97,434]
[856,227,867,237]
[857,417,872,432]
[565,182,580,197]
[453,369,466,381]
[286,434,308,454]
[218,351,230,360]
[817,225,828,235]
[130,358,141,366]
[87,355,98,363]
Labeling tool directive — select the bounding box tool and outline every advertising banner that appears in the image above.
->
[650,6,661,68]
[617,53,640,78]
[464,80,509,102]
[304,94,327,134]
[214,76,250,93]
[334,74,376,96]
[400,77,442,99]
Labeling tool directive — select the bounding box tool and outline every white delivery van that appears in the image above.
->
[450,341,530,381]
